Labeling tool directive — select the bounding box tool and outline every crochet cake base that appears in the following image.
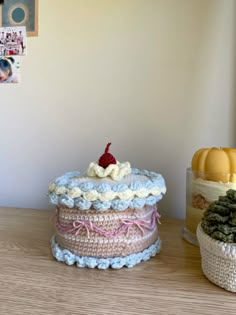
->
[51,235,161,269]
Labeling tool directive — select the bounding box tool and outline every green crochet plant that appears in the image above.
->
[201,189,236,243]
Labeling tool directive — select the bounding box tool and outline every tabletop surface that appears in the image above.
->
[0,207,235,315]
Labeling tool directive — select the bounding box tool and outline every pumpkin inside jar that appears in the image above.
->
[191,147,236,183]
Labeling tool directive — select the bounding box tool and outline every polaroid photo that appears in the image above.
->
[0,55,20,83]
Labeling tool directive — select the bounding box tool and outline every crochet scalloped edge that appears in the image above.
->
[48,168,166,211]
[50,236,161,269]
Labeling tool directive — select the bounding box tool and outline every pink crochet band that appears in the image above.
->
[56,209,160,239]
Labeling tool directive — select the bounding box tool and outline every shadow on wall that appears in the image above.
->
[186,0,236,148]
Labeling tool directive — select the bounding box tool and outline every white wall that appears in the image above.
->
[0,0,235,218]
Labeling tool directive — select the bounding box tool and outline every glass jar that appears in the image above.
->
[183,168,236,245]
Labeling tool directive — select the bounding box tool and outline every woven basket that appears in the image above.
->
[197,223,236,292]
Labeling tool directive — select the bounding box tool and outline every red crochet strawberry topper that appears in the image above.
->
[98,143,117,168]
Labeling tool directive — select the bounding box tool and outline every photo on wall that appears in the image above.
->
[0,0,38,36]
[0,26,27,56]
[0,55,20,83]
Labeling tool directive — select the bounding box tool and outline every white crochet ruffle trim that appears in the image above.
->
[197,223,236,292]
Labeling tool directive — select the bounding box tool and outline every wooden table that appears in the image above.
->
[0,207,235,315]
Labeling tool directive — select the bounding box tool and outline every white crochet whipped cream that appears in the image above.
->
[87,161,131,181]
[192,178,236,202]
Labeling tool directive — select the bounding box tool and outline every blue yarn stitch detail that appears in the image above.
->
[74,197,92,210]
[112,183,128,192]
[111,199,130,211]
[131,197,146,209]
[129,181,143,190]
[60,195,74,208]
[79,182,94,192]
[49,193,59,205]
[51,236,161,269]
[93,200,112,211]
[96,183,111,193]
[55,171,80,186]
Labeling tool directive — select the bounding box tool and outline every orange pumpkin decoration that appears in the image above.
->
[191,147,236,182]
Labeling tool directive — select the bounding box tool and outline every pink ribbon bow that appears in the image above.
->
[56,210,161,238]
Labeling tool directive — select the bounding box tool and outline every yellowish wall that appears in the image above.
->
[0,0,235,218]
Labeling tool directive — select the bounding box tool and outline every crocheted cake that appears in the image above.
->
[49,143,166,269]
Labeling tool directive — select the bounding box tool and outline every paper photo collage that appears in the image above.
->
[0,26,27,83]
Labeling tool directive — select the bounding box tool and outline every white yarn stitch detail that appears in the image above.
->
[83,190,99,201]
[55,186,67,194]
[197,224,236,292]
[49,183,56,192]
[87,161,131,181]
[99,191,116,201]
[54,186,161,202]
[59,208,154,222]
[67,187,82,198]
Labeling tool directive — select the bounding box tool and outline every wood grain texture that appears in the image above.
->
[0,207,235,315]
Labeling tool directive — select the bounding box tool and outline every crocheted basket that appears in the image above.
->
[197,223,236,292]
